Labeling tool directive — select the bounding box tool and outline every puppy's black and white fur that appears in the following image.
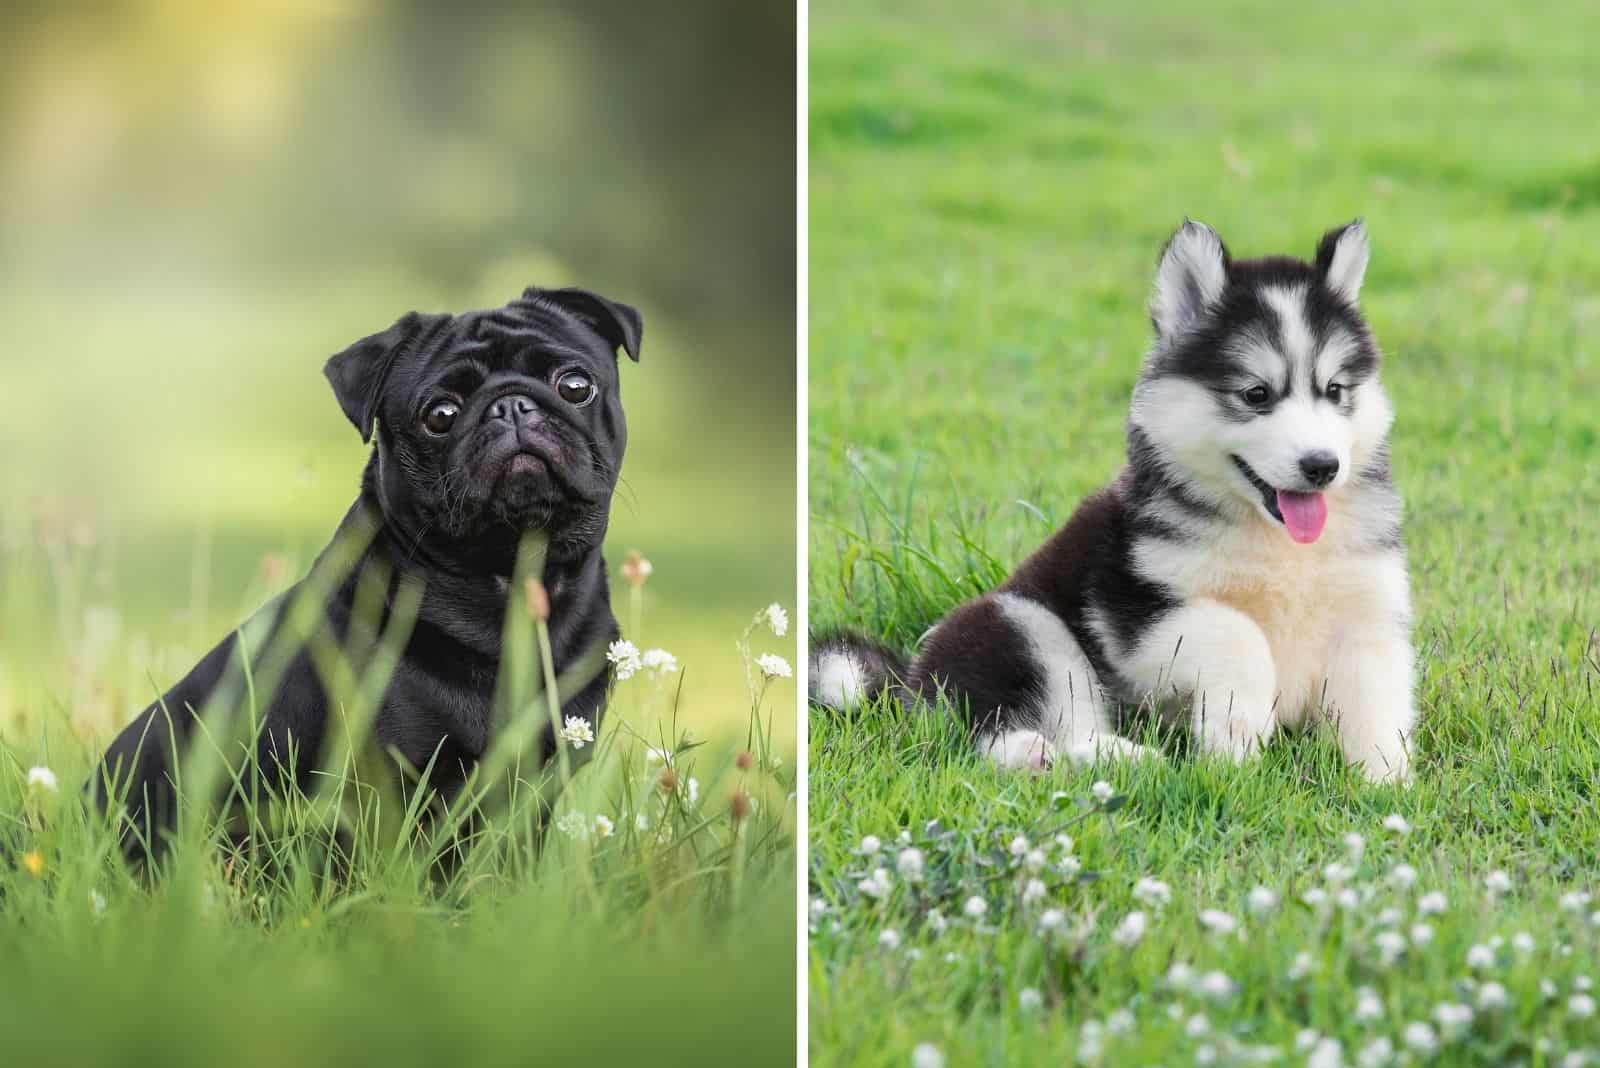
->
[97,286,642,848]
[813,221,1415,782]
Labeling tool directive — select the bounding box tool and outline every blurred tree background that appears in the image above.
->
[0,0,797,744]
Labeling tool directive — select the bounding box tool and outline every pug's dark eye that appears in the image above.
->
[556,371,597,407]
[1326,383,1346,404]
[1241,384,1271,407]
[422,401,459,435]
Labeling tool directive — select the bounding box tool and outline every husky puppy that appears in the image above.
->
[812,220,1414,782]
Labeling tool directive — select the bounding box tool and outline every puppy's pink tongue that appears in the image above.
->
[1276,490,1327,544]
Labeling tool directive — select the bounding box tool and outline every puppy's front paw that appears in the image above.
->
[983,729,1055,774]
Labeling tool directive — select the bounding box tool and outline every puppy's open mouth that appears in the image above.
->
[1229,455,1327,544]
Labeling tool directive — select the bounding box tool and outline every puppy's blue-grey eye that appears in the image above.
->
[1326,383,1346,404]
[557,371,596,406]
[422,402,458,435]
[1241,384,1271,407]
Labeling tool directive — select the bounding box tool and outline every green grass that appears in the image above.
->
[808,2,1600,1064]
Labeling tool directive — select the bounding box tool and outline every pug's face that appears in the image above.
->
[325,287,641,567]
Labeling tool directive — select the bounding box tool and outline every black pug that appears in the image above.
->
[95,286,641,855]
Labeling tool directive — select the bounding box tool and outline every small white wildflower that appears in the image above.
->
[1409,922,1434,946]
[1248,886,1279,914]
[1542,978,1559,999]
[687,777,700,805]
[1091,780,1115,804]
[1375,930,1407,965]
[1571,994,1598,1018]
[926,910,948,935]
[1466,943,1495,969]
[858,868,893,900]
[1418,890,1447,915]
[1038,909,1066,934]
[1197,971,1235,1001]
[1302,887,1329,908]
[756,653,792,679]
[1009,834,1030,857]
[1377,906,1403,926]
[1580,975,1595,991]
[1434,1002,1473,1038]
[555,811,587,840]
[762,603,788,637]
[1167,962,1196,990]
[592,814,615,838]
[1307,1037,1344,1068]
[1184,1013,1210,1038]
[1024,848,1047,873]
[1198,909,1238,936]
[25,766,58,794]
[1335,887,1360,911]
[963,895,988,919]
[897,848,925,883]
[1054,833,1074,853]
[1288,951,1315,980]
[606,639,642,680]
[560,715,595,749]
[635,812,650,831]
[1485,869,1513,896]
[905,947,922,962]
[1134,877,1172,908]
[1356,1037,1394,1068]
[859,834,883,856]
[1389,863,1418,889]
[1019,987,1044,1012]
[878,928,902,951]
[1512,931,1535,955]
[1402,1021,1438,1054]
[1477,981,1508,1010]
[911,1043,944,1068]
[1355,986,1384,1022]
[88,889,107,917]
[1324,862,1354,885]
[1195,1045,1217,1066]
[1058,855,1082,878]
[1296,1029,1323,1053]
[1563,1053,1592,1068]
[1344,832,1367,860]
[640,648,678,674]
[1112,910,1147,949]
[645,747,671,764]
[1561,890,1592,912]
[1106,1009,1135,1034]
[1382,813,1412,835]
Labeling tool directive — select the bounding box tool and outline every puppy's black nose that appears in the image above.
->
[1298,451,1340,488]
[488,394,540,426]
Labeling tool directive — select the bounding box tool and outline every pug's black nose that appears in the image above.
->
[1298,451,1340,488]
[488,394,540,426]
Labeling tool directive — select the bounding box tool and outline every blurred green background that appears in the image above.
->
[0,0,798,748]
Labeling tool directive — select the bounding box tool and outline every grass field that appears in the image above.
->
[808,3,1600,1065]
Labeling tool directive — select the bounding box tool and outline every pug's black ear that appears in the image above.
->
[324,312,450,442]
[525,287,643,362]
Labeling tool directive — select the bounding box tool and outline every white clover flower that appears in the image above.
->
[878,928,902,951]
[1485,869,1512,896]
[555,811,588,840]
[1466,943,1495,969]
[756,653,792,679]
[1375,930,1407,965]
[1019,987,1043,1012]
[1335,888,1360,911]
[1388,863,1418,889]
[911,1043,945,1068]
[1058,855,1082,878]
[1106,1009,1135,1034]
[1054,833,1074,853]
[1417,890,1447,915]
[1167,962,1196,990]
[1572,994,1598,1018]
[1038,908,1066,934]
[1409,922,1435,946]
[1355,986,1384,1022]
[1377,906,1403,926]
[1184,1013,1210,1038]
[858,868,892,900]
[1402,1021,1438,1054]
[88,889,107,917]
[1247,885,1278,914]
[1580,975,1595,991]
[1434,1002,1473,1039]
[1198,909,1238,936]
[1302,886,1329,908]
[560,715,595,749]
[962,896,989,919]
[1477,982,1508,1010]
[1543,978,1559,999]
[1022,878,1047,906]
[606,639,642,680]
[896,848,925,884]
[1324,862,1354,885]
[1134,877,1172,908]
[1195,1045,1217,1066]
[1356,1037,1394,1068]
[1196,971,1235,1001]
[926,910,948,935]
[1512,931,1535,955]
[592,814,615,838]
[1382,813,1412,835]
[1562,1053,1592,1068]
[25,766,58,794]
[640,648,679,674]
[859,834,883,856]
[1091,780,1115,803]
[762,603,788,637]
[1344,832,1367,860]
[1307,1037,1344,1068]
[1009,834,1030,857]
[1296,1030,1323,1053]
[1112,910,1147,949]
[1561,890,1592,912]
[1288,951,1315,980]
[1024,848,1047,873]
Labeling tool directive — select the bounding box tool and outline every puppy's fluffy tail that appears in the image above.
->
[808,632,908,711]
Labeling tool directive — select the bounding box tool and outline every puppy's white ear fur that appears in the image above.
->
[1151,220,1229,340]
[1315,220,1370,303]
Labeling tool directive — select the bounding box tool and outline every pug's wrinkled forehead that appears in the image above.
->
[324,286,642,444]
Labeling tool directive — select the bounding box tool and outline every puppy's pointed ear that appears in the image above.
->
[1151,219,1229,340]
[324,312,450,442]
[525,287,642,362]
[1315,220,1370,303]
